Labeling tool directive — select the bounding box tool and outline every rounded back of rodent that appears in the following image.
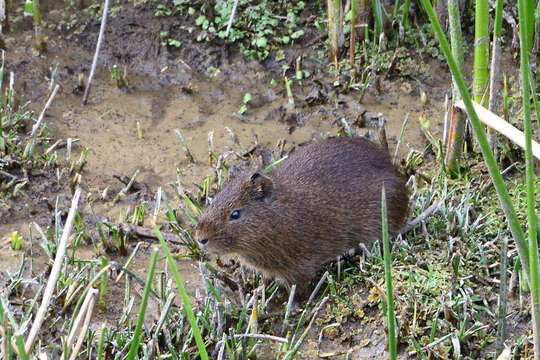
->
[195,136,408,271]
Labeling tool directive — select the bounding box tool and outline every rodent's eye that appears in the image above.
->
[229,210,241,220]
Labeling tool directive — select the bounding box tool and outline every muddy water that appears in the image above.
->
[49,71,434,194]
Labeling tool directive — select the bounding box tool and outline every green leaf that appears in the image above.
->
[255,37,267,48]
[243,93,252,104]
[291,30,304,39]
[195,15,206,26]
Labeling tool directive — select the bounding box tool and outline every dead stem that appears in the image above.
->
[82,0,110,105]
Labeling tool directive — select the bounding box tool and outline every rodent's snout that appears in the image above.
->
[194,227,209,248]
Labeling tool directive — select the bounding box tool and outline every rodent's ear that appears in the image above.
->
[246,172,273,200]
[228,165,241,180]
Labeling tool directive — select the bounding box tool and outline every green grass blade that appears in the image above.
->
[154,226,209,360]
[516,0,540,355]
[126,247,159,360]
[15,334,29,360]
[381,186,396,359]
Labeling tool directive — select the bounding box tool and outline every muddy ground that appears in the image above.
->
[1,0,529,358]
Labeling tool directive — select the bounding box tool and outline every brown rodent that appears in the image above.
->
[195,136,408,286]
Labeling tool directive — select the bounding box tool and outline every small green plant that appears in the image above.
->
[110,64,127,88]
[160,0,307,59]
[237,92,252,115]
[11,231,23,250]
[154,3,171,17]
[159,31,181,47]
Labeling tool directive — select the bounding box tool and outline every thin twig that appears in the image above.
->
[307,271,329,305]
[481,162,518,193]
[65,288,97,350]
[30,84,60,138]
[496,236,508,356]
[216,333,288,347]
[0,170,17,180]
[392,113,409,164]
[224,0,239,37]
[400,200,443,235]
[82,0,110,105]
[68,291,96,360]
[114,169,139,202]
[25,188,82,354]
[62,288,97,360]
[117,222,182,244]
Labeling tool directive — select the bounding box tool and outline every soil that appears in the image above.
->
[1,0,519,358]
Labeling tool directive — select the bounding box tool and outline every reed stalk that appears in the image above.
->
[516,0,540,354]
[350,0,358,66]
[402,0,411,28]
[523,0,535,51]
[487,0,504,151]
[327,0,342,70]
[473,0,490,104]
[444,0,466,175]
[32,0,44,51]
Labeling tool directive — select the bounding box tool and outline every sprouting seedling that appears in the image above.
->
[339,118,353,138]
[225,127,239,145]
[263,155,288,173]
[208,131,215,165]
[174,128,194,163]
[284,76,294,106]
[237,92,252,115]
[111,64,127,88]
[11,231,23,250]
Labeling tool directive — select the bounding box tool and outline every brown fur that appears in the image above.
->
[195,137,408,286]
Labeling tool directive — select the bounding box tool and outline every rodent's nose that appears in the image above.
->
[199,237,209,245]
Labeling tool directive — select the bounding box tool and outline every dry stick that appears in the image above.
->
[481,162,518,193]
[117,222,182,244]
[25,187,82,354]
[399,200,443,235]
[30,84,60,138]
[307,271,329,305]
[496,237,508,356]
[217,333,227,360]
[442,94,449,145]
[65,288,98,349]
[0,169,17,179]
[392,113,409,165]
[68,291,96,360]
[217,333,288,346]
[455,100,540,160]
[224,0,239,37]
[62,288,98,359]
[82,0,110,106]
